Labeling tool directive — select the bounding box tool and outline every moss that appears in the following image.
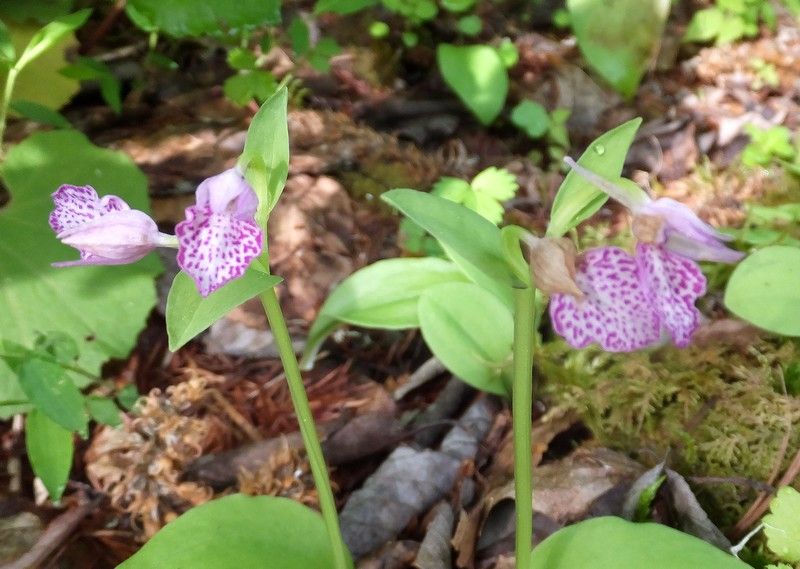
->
[538,338,800,526]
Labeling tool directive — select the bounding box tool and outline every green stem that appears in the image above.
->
[0,66,20,160]
[512,285,535,568]
[259,287,350,569]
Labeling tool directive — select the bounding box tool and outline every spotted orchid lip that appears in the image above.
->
[175,168,263,297]
[549,244,707,352]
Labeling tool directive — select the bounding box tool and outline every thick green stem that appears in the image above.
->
[259,287,350,569]
[512,285,535,568]
[0,66,19,160]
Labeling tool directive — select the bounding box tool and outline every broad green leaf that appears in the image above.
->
[119,495,350,569]
[763,487,800,562]
[437,44,508,125]
[531,517,750,569]
[0,20,14,64]
[0,130,161,417]
[26,409,73,502]
[510,100,550,138]
[547,118,641,238]
[724,246,800,336]
[382,189,513,305]
[18,358,88,435]
[60,56,122,113]
[9,100,71,128]
[14,9,90,72]
[166,270,282,352]
[0,0,75,24]
[441,0,477,12]
[567,0,669,97]
[3,21,81,111]
[419,282,513,395]
[301,257,468,368]
[86,395,122,427]
[314,0,379,15]
[124,0,280,38]
[683,7,724,43]
[238,87,289,224]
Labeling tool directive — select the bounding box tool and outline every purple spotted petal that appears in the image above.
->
[50,185,118,233]
[175,205,263,297]
[636,243,706,348]
[195,168,258,220]
[550,246,661,352]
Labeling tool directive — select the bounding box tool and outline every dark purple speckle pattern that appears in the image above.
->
[550,244,707,352]
[550,246,660,352]
[175,206,263,297]
[636,243,706,348]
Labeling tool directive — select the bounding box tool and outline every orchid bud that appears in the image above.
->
[527,237,584,298]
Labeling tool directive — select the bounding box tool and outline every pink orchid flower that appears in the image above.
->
[548,159,744,352]
[175,168,263,297]
[51,169,263,297]
[49,185,176,267]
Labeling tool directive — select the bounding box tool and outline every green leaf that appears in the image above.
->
[0,20,15,64]
[314,0,378,15]
[419,282,513,395]
[471,166,518,201]
[25,408,73,502]
[0,130,161,417]
[166,270,282,352]
[3,20,81,111]
[119,495,351,568]
[223,70,277,106]
[301,257,468,367]
[432,177,471,202]
[86,395,122,427]
[9,100,70,127]
[437,43,508,125]
[60,56,122,113]
[226,47,257,71]
[683,7,724,43]
[124,0,280,38]
[511,100,550,138]
[369,21,390,38]
[308,37,341,72]
[567,0,669,97]
[497,38,519,68]
[14,9,90,72]
[456,15,482,36]
[238,87,289,223]
[117,384,140,410]
[288,17,311,57]
[724,246,800,336]
[18,358,88,435]
[547,117,641,238]
[763,487,800,562]
[531,517,751,569]
[382,189,513,305]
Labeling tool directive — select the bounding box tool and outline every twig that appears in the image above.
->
[688,476,774,494]
[80,0,127,55]
[394,357,447,401]
[0,496,102,569]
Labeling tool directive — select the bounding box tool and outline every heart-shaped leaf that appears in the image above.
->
[437,44,508,125]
